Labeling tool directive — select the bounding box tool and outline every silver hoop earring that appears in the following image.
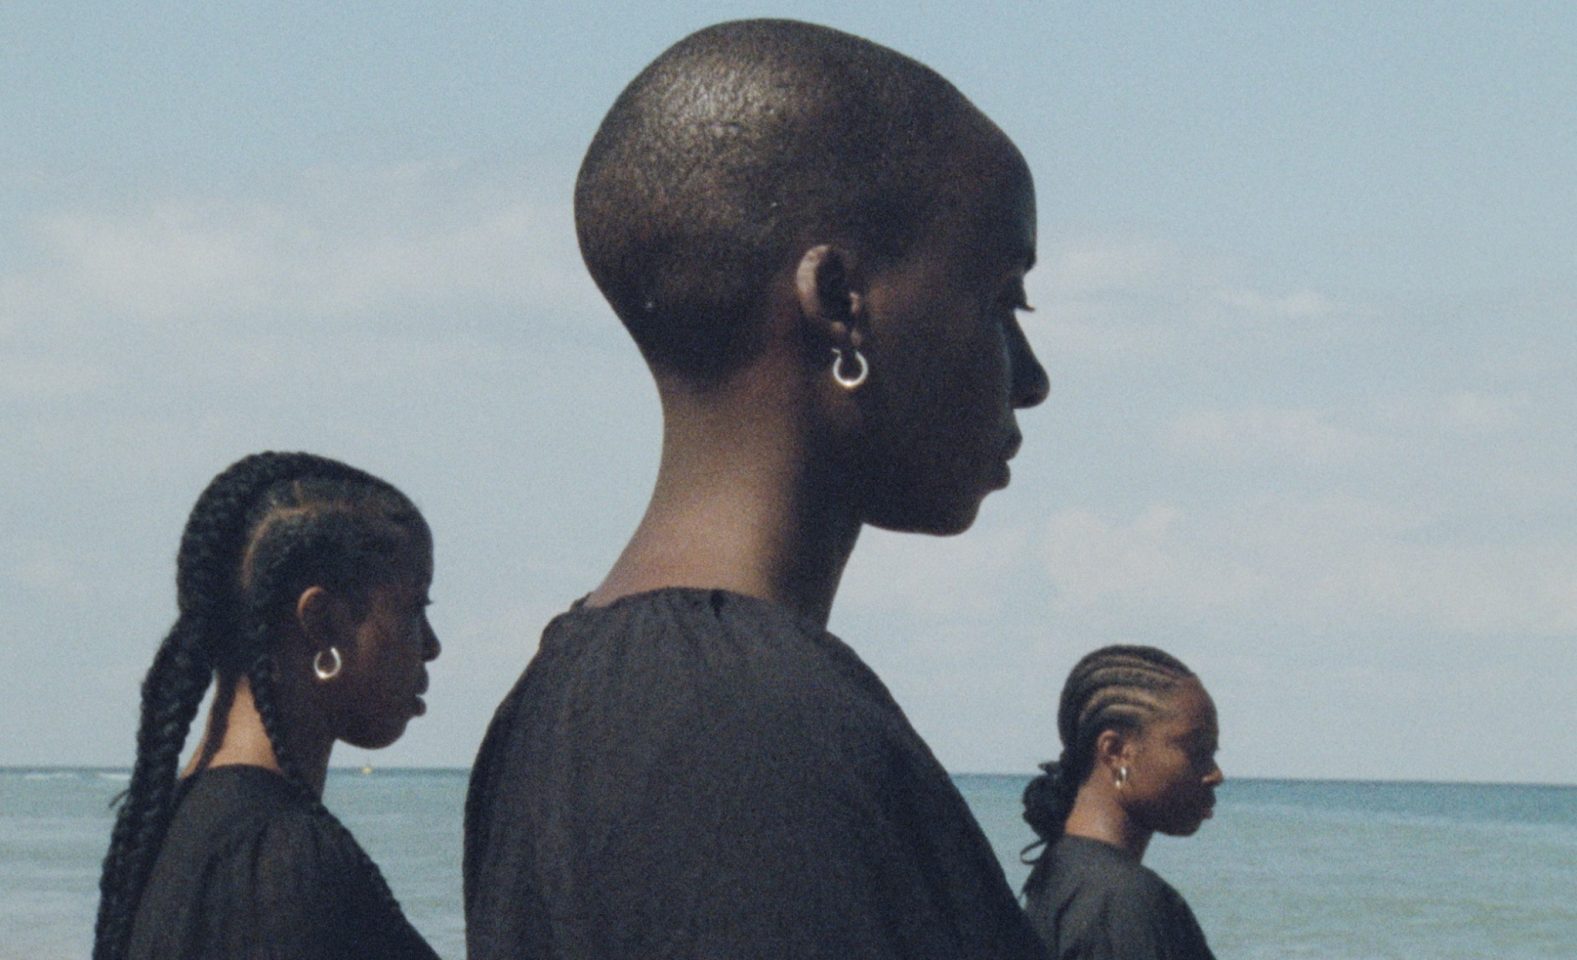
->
[1116,765,1130,789]
[830,347,869,390]
[313,647,343,681]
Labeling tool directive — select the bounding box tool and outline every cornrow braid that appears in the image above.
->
[1020,645,1194,894]
[93,452,425,960]
[244,622,409,927]
[92,616,213,960]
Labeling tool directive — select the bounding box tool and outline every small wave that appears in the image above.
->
[23,771,81,781]
[95,771,131,782]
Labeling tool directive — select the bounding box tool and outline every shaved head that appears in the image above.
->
[575,18,1022,382]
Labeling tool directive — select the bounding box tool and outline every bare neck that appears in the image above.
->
[182,675,334,797]
[587,368,860,628]
[1063,779,1153,861]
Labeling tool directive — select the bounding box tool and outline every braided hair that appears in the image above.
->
[93,452,428,960]
[1020,645,1195,895]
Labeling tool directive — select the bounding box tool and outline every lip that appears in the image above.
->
[990,432,1022,489]
[412,673,430,716]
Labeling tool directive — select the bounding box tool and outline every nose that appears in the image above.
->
[1007,317,1049,409]
[423,622,441,662]
[1204,763,1224,787]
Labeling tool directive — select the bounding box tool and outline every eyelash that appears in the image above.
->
[1001,286,1034,314]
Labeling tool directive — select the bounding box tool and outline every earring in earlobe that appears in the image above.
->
[830,347,869,390]
[1116,765,1130,789]
[313,647,343,681]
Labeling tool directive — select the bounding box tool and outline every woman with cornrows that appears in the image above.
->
[93,452,441,960]
[1022,645,1224,960]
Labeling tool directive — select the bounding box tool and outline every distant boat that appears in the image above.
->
[360,764,374,776]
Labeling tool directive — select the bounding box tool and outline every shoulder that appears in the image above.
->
[1028,838,1212,960]
[484,588,899,750]
[185,768,366,900]
[135,767,408,960]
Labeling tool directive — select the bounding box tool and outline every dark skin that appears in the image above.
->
[588,126,1049,627]
[182,548,440,797]
[1063,677,1225,860]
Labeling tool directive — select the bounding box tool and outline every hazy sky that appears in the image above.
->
[4,2,1574,783]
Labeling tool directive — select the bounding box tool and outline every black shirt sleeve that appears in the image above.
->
[1079,879,1212,960]
[465,589,1044,960]
[1025,836,1214,960]
[128,767,439,960]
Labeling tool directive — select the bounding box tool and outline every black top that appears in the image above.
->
[1023,836,1215,960]
[464,588,1045,960]
[127,765,438,960]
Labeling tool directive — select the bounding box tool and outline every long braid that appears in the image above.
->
[94,453,324,960]
[92,617,212,960]
[248,651,411,924]
[93,452,423,960]
[1021,645,1194,894]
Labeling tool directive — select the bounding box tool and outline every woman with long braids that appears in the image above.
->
[1021,645,1224,960]
[93,452,441,960]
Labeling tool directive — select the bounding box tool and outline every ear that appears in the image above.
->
[793,244,867,352]
[294,586,352,653]
[1093,728,1132,772]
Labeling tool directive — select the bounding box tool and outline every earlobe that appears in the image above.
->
[297,587,354,683]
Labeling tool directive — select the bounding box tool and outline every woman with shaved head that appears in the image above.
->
[466,19,1051,959]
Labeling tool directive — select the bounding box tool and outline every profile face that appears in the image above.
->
[855,141,1049,535]
[1124,677,1223,837]
[334,542,440,750]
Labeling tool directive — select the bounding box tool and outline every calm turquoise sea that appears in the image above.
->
[3,768,1572,959]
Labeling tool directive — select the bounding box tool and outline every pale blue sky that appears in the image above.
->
[3,2,1574,783]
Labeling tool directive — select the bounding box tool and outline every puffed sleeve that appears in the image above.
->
[1078,877,1214,960]
[465,590,1043,960]
[133,808,434,960]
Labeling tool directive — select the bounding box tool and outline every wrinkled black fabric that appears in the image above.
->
[464,588,1045,960]
[1024,836,1214,960]
[127,765,438,960]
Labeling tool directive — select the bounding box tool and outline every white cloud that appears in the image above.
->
[0,354,112,399]
[1040,499,1577,637]
[3,539,95,603]
[1165,406,1376,466]
[1438,390,1529,432]
[1042,503,1265,615]
[1024,235,1360,367]
[1210,286,1336,321]
[0,165,602,337]
[839,522,1040,622]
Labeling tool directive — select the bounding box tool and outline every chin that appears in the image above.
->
[1160,816,1207,838]
[342,722,408,752]
[865,495,983,537]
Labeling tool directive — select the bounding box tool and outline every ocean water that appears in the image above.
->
[4,769,1572,959]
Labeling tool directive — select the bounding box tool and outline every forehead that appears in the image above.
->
[919,137,1036,270]
[1153,678,1218,735]
[389,525,435,584]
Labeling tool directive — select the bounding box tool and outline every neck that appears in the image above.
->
[1063,782,1153,860]
[183,675,334,797]
[588,366,860,628]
